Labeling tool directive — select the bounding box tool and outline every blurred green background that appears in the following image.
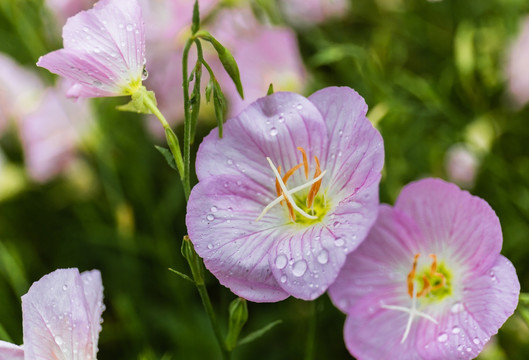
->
[1,0,529,359]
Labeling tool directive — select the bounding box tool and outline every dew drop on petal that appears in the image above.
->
[292,260,307,277]
[437,332,448,343]
[126,24,134,31]
[333,221,340,228]
[206,214,214,221]
[210,206,218,212]
[280,275,287,283]
[119,23,124,29]
[62,284,68,291]
[141,68,149,80]
[275,254,288,270]
[270,127,278,136]
[278,114,285,123]
[334,237,344,247]
[473,338,480,345]
[317,250,329,264]
[451,302,464,314]
[207,243,213,250]
[55,335,64,346]
[296,104,303,110]
[452,326,461,334]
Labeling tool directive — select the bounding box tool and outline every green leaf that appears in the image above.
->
[196,30,244,99]
[116,87,157,114]
[191,0,200,34]
[154,145,177,171]
[267,83,274,95]
[238,320,282,347]
[168,268,194,283]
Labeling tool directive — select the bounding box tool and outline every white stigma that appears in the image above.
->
[381,281,438,344]
[255,157,326,222]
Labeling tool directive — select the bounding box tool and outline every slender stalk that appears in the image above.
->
[142,92,186,184]
[304,300,317,360]
[182,38,195,201]
[196,283,231,360]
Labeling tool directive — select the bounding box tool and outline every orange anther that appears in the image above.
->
[407,253,420,297]
[429,254,437,274]
[275,165,282,198]
[297,147,309,179]
[306,156,322,209]
[283,163,304,184]
[417,275,431,297]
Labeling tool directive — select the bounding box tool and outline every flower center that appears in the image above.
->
[407,253,452,303]
[256,147,327,224]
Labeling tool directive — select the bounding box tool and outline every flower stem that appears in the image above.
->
[141,92,186,189]
[304,300,317,360]
[182,38,194,202]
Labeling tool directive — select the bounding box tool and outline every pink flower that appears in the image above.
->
[279,0,350,26]
[37,0,146,98]
[20,83,93,182]
[506,17,529,107]
[186,87,384,302]
[444,144,479,189]
[329,178,519,359]
[0,54,44,129]
[0,268,105,359]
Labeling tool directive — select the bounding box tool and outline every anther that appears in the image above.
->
[297,147,309,179]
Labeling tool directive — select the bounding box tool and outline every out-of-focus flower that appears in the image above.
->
[0,268,105,359]
[329,178,519,359]
[208,5,306,117]
[279,0,350,26]
[45,0,95,25]
[144,1,306,124]
[444,144,480,189]
[186,87,384,302]
[506,17,529,107]
[0,53,44,130]
[20,83,92,182]
[37,0,146,99]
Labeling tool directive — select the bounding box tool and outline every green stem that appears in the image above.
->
[304,300,317,360]
[182,38,194,202]
[142,92,186,188]
[196,283,231,360]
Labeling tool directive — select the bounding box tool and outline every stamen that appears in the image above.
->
[275,166,282,198]
[407,253,420,297]
[255,165,327,221]
[381,281,438,344]
[297,147,309,179]
[264,157,318,220]
[306,156,322,209]
[429,254,446,291]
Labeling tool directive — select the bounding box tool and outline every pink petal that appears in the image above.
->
[0,341,24,360]
[20,87,91,182]
[506,18,529,107]
[395,178,502,277]
[195,92,328,189]
[329,205,423,313]
[187,175,289,302]
[308,87,384,201]
[416,256,519,359]
[22,268,104,360]
[37,0,145,98]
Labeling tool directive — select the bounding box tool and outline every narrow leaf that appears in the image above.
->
[212,82,226,138]
[168,268,194,283]
[190,61,202,144]
[238,320,282,346]
[154,145,177,171]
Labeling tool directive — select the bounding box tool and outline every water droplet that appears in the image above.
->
[120,41,126,47]
[451,302,464,314]
[119,23,124,29]
[141,68,148,80]
[55,335,64,346]
[83,27,89,32]
[206,214,214,221]
[333,221,340,228]
[317,250,329,264]
[296,104,303,110]
[338,129,343,136]
[473,338,480,345]
[207,243,214,250]
[451,326,461,334]
[280,275,287,283]
[236,180,242,186]
[334,238,344,247]
[465,347,472,353]
[490,271,496,281]
[226,159,233,165]
[94,47,101,53]
[275,254,288,269]
[210,206,218,212]
[270,127,278,136]
[62,284,68,291]
[92,80,103,88]
[292,260,307,277]
[457,345,464,351]
[278,115,285,123]
[437,332,448,343]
